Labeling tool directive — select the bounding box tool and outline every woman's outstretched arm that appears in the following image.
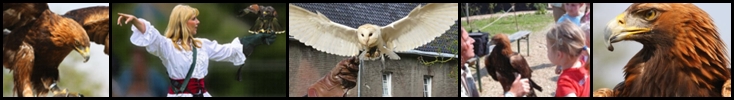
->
[118,13,172,58]
[201,38,246,66]
[118,13,146,33]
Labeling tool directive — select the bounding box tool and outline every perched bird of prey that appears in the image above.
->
[304,57,359,97]
[239,4,285,35]
[479,34,543,97]
[62,6,109,55]
[597,3,731,97]
[3,3,93,97]
[288,3,458,61]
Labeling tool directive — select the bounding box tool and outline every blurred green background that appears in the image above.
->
[111,3,286,97]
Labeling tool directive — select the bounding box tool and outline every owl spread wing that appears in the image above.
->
[380,3,458,52]
[289,4,361,57]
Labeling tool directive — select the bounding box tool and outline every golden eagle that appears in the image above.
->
[596,3,731,97]
[480,34,543,97]
[3,3,107,97]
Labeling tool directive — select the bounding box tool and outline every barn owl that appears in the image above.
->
[288,3,458,60]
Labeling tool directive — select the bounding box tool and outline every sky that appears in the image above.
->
[3,3,109,97]
[592,3,732,90]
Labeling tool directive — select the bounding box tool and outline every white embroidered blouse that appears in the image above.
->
[130,19,246,80]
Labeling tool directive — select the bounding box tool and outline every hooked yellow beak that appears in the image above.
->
[75,47,90,63]
[604,13,651,51]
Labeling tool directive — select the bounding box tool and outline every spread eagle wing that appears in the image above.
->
[249,17,263,34]
[288,4,361,57]
[380,3,458,52]
[3,3,48,30]
[3,3,48,70]
[62,6,109,55]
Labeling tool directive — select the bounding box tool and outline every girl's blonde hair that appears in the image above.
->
[164,4,202,51]
[546,20,587,58]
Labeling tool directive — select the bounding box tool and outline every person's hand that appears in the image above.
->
[262,33,277,45]
[117,13,146,33]
[117,13,138,26]
[509,74,530,97]
[239,33,277,56]
[334,57,360,89]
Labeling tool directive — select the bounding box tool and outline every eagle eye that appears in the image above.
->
[644,10,657,20]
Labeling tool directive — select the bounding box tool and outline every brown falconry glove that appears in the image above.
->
[306,57,359,97]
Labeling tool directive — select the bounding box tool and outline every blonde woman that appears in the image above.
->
[116,4,276,97]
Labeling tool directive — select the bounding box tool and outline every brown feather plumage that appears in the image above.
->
[3,3,90,97]
[598,3,731,97]
[63,6,109,55]
[484,34,543,97]
[3,3,48,30]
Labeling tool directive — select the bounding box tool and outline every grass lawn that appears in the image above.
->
[461,13,553,36]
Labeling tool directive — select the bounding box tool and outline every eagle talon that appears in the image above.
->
[49,83,60,90]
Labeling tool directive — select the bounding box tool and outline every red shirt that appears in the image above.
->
[555,58,590,97]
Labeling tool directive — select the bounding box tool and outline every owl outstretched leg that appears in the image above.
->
[362,46,380,60]
[380,53,385,68]
[382,43,400,60]
[358,50,370,61]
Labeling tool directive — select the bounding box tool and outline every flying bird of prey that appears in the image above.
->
[3,3,100,97]
[479,34,543,97]
[239,4,285,35]
[304,57,359,97]
[288,3,459,61]
[596,3,731,97]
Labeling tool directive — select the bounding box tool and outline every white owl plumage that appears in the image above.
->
[288,3,458,60]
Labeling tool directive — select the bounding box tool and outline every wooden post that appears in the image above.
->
[357,59,363,97]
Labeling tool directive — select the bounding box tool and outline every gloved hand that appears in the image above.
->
[306,57,360,97]
[239,33,276,57]
[236,33,276,82]
[334,57,360,89]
